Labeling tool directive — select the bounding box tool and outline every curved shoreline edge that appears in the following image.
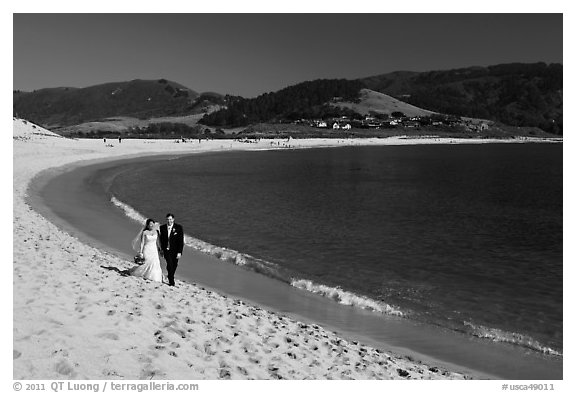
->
[109,194,409,318]
[14,131,562,380]
[111,189,562,359]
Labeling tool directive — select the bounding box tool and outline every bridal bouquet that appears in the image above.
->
[134,253,145,264]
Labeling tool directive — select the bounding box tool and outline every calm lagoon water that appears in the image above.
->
[110,143,562,355]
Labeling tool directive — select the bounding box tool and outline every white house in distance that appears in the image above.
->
[332,122,352,130]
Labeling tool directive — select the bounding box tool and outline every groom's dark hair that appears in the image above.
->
[166,213,175,219]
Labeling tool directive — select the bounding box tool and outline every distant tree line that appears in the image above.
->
[68,122,226,139]
[199,79,364,127]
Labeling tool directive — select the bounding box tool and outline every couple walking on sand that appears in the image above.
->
[128,213,184,286]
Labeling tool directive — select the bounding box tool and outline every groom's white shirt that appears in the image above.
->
[165,224,173,250]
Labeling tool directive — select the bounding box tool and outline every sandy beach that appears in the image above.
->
[13,118,561,380]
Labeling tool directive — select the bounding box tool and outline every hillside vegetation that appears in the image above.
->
[360,63,562,134]
[13,79,203,128]
[199,79,364,127]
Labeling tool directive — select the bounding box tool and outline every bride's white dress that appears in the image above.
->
[128,231,163,282]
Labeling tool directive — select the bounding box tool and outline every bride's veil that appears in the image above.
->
[132,229,144,253]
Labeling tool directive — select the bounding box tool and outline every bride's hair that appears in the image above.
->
[144,218,155,230]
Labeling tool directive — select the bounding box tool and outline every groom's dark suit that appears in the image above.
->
[159,222,184,286]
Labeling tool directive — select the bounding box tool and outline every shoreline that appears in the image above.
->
[13,122,562,379]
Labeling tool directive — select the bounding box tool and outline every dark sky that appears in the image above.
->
[13,13,563,98]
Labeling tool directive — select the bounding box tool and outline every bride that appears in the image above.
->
[127,218,163,283]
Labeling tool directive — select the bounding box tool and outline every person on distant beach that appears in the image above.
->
[127,218,163,282]
[159,213,184,287]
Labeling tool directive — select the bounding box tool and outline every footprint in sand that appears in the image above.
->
[139,368,162,380]
[219,360,231,369]
[74,300,84,313]
[168,326,187,339]
[97,332,119,340]
[154,331,169,344]
[55,359,76,377]
[218,368,231,379]
[216,335,232,345]
[204,343,217,356]
[51,349,69,357]
[286,352,297,360]
[309,359,321,367]
[103,369,124,378]
[163,319,177,328]
[47,318,64,327]
[269,370,284,380]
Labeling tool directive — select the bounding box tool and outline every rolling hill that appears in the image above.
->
[332,89,436,117]
[13,79,202,128]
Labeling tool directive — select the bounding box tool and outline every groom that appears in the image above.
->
[159,213,184,286]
